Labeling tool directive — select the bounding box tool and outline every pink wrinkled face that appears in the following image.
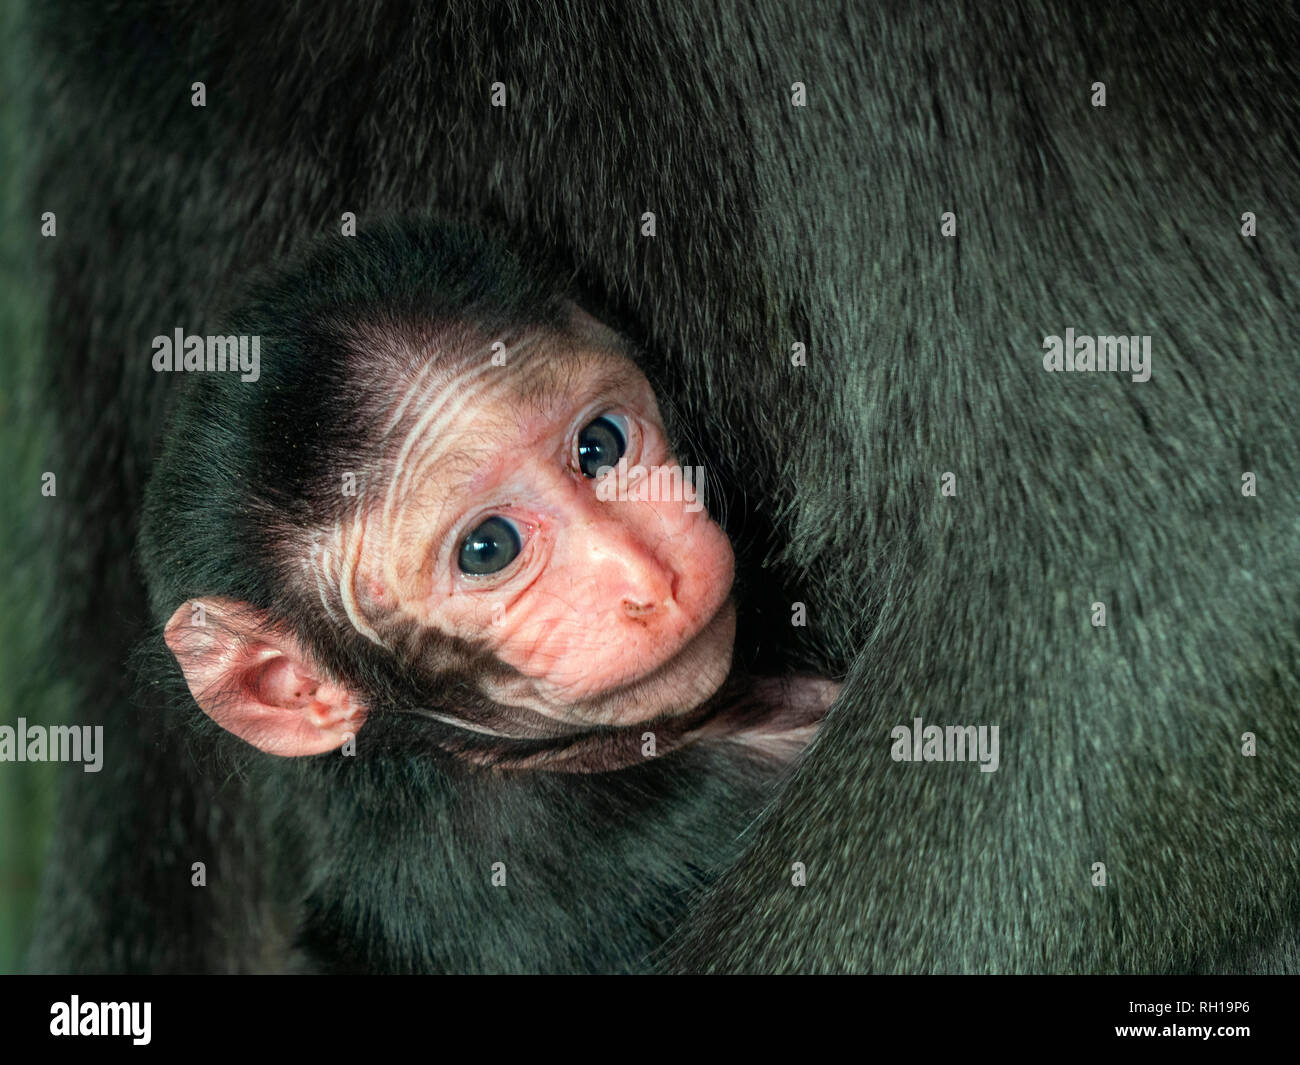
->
[314,327,737,728]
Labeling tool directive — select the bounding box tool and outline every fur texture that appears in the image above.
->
[25,0,1300,972]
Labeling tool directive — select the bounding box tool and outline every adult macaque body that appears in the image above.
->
[28,0,1300,979]
[140,220,836,971]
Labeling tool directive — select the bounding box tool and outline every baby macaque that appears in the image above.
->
[143,219,838,775]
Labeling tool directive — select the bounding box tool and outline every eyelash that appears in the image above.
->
[571,408,638,473]
[451,511,534,585]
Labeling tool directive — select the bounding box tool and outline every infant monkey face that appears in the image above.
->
[379,343,737,726]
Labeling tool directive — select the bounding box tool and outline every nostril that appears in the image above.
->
[622,597,658,619]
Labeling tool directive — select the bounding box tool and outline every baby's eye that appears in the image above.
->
[457,516,523,576]
[576,414,628,478]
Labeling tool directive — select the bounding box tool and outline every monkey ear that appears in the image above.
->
[163,597,366,756]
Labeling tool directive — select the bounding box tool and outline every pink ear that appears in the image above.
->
[163,597,366,756]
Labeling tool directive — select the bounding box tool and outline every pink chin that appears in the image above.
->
[478,597,738,727]
[569,597,738,725]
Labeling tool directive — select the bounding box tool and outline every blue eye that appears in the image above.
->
[577,415,627,478]
[458,516,522,576]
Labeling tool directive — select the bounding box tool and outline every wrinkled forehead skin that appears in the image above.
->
[300,305,657,687]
